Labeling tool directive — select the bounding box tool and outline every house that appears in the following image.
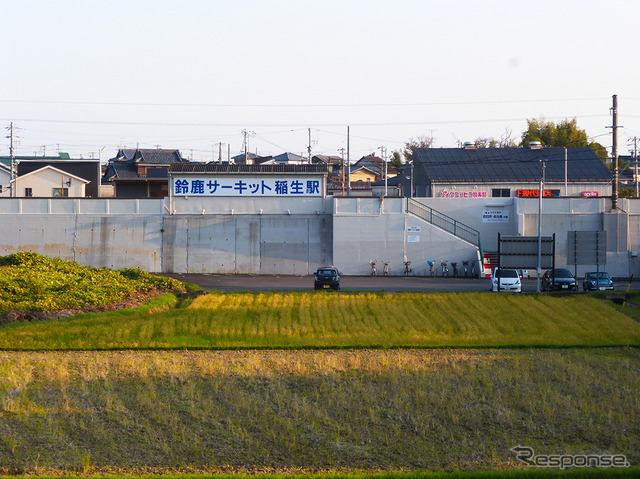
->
[231,152,268,165]
[312,155,342,172]
[404,146,613,198]
[0,155,101,198]
[103,148,188,198]
[272,152,308,165]
[0,161,10,196]
[353,155,399,180]
[10,165,90,197]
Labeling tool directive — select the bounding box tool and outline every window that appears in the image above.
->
[25,188,33,197]
[52,188,69,197]
[492,188,510,197]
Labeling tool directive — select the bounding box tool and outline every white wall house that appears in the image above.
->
[0,163,10,197]
[11,166,90,198]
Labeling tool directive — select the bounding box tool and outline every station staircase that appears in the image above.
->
[405,197,484,260]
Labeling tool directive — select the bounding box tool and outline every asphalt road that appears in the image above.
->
[161,273,634,293]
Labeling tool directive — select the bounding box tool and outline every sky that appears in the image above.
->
[1,0,640,163]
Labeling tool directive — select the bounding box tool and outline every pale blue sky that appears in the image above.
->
[1,0,639,161]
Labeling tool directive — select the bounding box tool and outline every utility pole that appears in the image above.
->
[536,159,546,294]
[378,146,387,197]
[308,128,312,164]
[218,142,224,164]
[347,126,351,196]
[241,129,255,165]
[6,122,15,197]
[609,94,621,210]
[338,147,346,196]
[630,137,639,197]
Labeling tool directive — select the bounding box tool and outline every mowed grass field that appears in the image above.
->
[0,348,638,473]
[0,291,639,350]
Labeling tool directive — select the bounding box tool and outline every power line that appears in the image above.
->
[0,114,610,129]
[0,97,610,108]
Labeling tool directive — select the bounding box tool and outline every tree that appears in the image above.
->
[389,150,405,170]
[474,129,516,148]
[403,136,433,160]
[520,118,607,161]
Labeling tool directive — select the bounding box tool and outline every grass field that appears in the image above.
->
[1,255,638,476]
[0,348,637,474]
[0,291,639,350]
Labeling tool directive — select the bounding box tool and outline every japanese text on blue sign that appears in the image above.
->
[172,176,323,197]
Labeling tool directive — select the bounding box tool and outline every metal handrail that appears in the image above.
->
[406,198,483,256]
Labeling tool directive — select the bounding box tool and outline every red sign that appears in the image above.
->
[582,191,599,197]
[516,189,560,198]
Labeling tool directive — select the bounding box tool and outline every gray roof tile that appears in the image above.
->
[412,147,612,182]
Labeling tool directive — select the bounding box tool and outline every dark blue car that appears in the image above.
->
[582,272,614,291]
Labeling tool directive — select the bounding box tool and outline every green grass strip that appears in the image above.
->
[1,291,639,350]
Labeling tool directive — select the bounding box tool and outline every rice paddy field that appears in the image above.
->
[0,348,638,474]
[0,254,639,477]
[0,291,639,350]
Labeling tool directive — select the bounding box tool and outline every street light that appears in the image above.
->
[404,161,414,198]
[536,158,547,293]
[410,161,414,198]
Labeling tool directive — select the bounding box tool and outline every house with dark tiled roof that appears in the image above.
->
[403,146,612,198]
[312,155,342,171]
[0,155,101,197]
[102,148,188,197]
[353,155,400,180]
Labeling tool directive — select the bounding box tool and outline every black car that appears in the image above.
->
[541,268,578,292]
[314,267,340,290]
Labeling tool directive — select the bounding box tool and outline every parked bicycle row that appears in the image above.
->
[367,259,480,277]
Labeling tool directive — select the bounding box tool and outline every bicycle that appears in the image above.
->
[403,260,412,276]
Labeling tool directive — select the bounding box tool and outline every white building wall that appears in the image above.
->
[14,168,87,197]
[432,181,610,199]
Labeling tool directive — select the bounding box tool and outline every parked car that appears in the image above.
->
[582,271,614,291]
[541,268,578,292]
[314,267,341,290]
[490,268,521,293]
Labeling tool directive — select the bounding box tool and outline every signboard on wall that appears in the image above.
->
[439,190,487,198]
[482,209,510,223]
[172,176,323,197]
[516,189,561,198]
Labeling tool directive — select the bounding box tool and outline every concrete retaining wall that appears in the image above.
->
[1,196,640,278]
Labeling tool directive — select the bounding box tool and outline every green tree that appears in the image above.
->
[520,118,607,161]
[389,150,405,170]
